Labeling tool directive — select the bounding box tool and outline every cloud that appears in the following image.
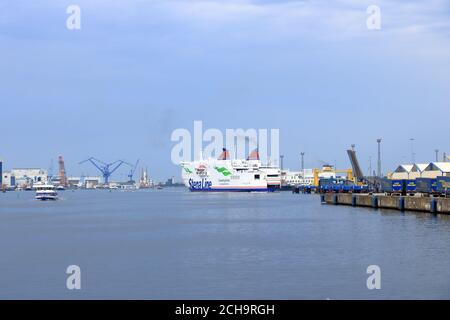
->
[2,0,449,45]
[151,0,450,40]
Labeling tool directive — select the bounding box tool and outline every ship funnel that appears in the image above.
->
[218,148,230,160]
[247,148,260,160]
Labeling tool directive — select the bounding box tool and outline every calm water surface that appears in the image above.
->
[1,188,450,299]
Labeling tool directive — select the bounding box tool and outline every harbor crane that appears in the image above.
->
[79,157,131,184]
[127,159,140,183]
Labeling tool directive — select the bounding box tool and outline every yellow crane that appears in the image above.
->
[313,166,354,187]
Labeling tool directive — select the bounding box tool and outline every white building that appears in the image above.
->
[422,162,450,178]
[391,162,450,179]
[67,177,81,188]
[282,169,315,186]
[282,170,302,186]
[2,171,15,188]
[391,164,414,180]
[410,163,429,179]
[11,168,47,187]
[84,176,101,189]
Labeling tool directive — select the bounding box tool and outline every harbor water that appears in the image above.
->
[1,188,450,299]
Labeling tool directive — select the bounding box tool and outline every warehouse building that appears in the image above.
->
[410,163,429,179]
[422,162,450,178]
[391,164,413,180]
[391,162,450,179]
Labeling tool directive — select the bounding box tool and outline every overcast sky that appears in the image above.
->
[1,0,449,180]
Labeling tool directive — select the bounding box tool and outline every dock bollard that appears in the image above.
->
[351,195,357,207]
[398,197,405,212]
[430,198,437,214]
[371,195,379,209]
[333,194,338,205]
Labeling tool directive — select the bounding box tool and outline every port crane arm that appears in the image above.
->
[128,159,140,181]
[79,158,106,173]
[79,157,131,184]
[109,160,131,176]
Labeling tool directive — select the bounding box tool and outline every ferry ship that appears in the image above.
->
[35,184,58,201]
[180,148,281,192]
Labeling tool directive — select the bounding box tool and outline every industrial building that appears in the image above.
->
[281,166,353,188]
[2,171,16,188]
[65,176,102,189]
[282,169,315,186]
[84,176,102,189]
[1,166,48,189]
[67,177,81,188]
[1,160,14,189]
[11,168,48,187]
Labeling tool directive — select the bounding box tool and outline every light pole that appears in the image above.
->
[280,155,284,171]
[377,139,382,178]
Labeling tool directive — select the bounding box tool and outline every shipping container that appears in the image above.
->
[318,178,357,193]
[415,178,437,194]
[380,179,404,193]
[436,176,450,195]
[404,179,416,193]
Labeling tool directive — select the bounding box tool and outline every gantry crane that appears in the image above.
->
[313,165,354,187]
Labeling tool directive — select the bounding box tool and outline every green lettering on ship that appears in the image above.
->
[184,168,193,174]
[214,166,231,176]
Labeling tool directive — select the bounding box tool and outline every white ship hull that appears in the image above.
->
[34,184,58,201]
[35,194,58,201]
[181,158,279,192]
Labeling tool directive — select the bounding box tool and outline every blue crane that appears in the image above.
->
[79,157,131,185]
[127,159,140,183]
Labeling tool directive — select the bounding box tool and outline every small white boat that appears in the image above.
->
[35,184,58,201]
